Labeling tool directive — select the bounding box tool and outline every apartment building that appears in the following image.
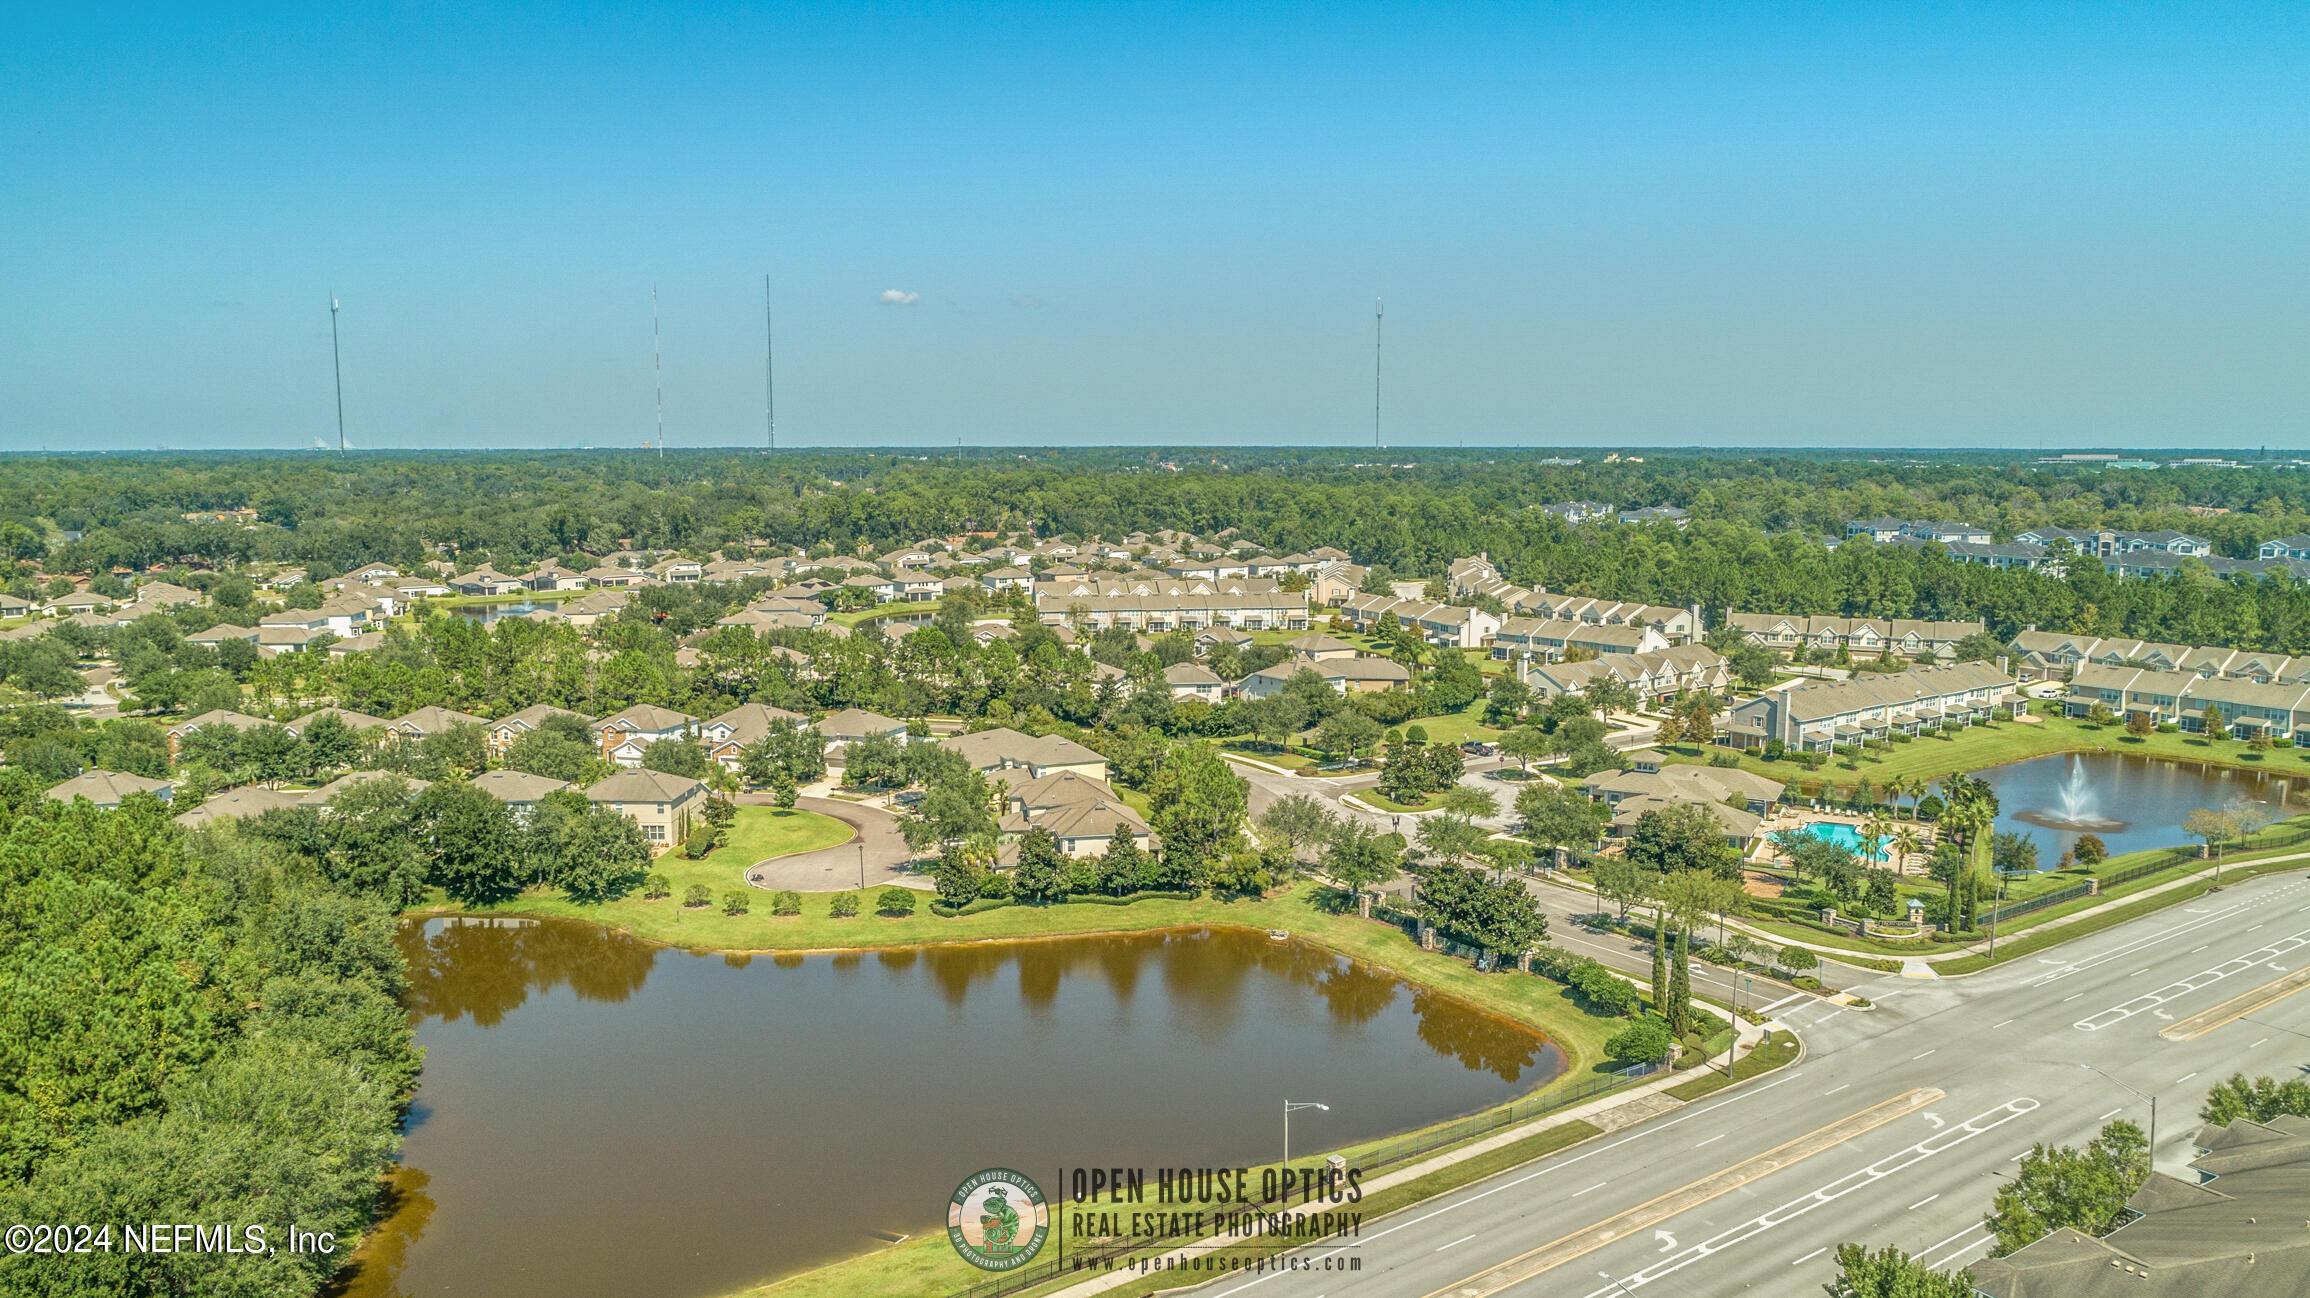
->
[1724,661,2020,752]
[1724,612,1984,658]
[2062,664,2310,742]
[1516,644,1730,705]
[1489,617,1672,662]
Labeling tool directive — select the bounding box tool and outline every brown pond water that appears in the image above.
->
[341,918,1562,1298]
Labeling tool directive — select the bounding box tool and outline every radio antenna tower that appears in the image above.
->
[1373,298,1384,450]
[764,275,776,450]
[652,282,664,459]
[329,292,347,453]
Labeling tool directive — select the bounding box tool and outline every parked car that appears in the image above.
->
[1461,741,1495,756]
[893,788,926,808]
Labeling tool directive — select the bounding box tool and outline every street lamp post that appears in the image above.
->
[857,841,866,890]
[2077,1063,2157,1165]
[1283,1101,1328,1170]
[1722,974,1752,1076]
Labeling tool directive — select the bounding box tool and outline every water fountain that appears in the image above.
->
[2014,755,2129,832]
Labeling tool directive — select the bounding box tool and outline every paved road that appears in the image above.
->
[1180,864,2310,1298]
[739,795,928,891]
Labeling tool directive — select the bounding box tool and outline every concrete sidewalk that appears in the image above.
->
[1041,1020,1784,1298]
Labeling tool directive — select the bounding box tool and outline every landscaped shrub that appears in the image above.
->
[829,892,860,918]
[1605,1017,1674,1064]
[771,890,802,915]
[682,883,712,908]
[929,896,1016,918]
[721,889,750,916]
[977,872,1013,899]
[680,826,721,859]
[876,887,917,917]
[1792,975,1822,990]
[1763,740,1786,761]
[1708,750,1739,768]
[642,873,672,899]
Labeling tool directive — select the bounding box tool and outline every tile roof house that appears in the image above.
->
[999,770,1152,858]
[386,706,492,742]
[164,709,273,756]
[46,769,174,807]
[467,769,571,812]
[485,704,595,757]
[940,727,1110,782]
[591,704,697,767]
[171,785,310,828]
[448,565,528,596]
[1162,662,1226,702]
[284,706,392,735]
[1236,657,1410,698]
[586,769,707,851]
[698,702,810,770]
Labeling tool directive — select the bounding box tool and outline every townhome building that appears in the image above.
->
[1335,594,1501,649]
[1520,595,1700,642]
[2062,664,2310,742]
[1536,501,1614,525]
[1723,661,2020,752]
[1489,617,1672,662]
[2257,533,2310,562]
[1724,612,1984,658]
[2017,526,2213,558]
[1516,644,1730,705]
[47,769,174,808]
[2006,631,2310,684]
[1305,562,1369,605]
[1035,589,1310,634]
[1845,518,1994,545]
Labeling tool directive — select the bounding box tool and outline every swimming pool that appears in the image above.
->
[1802,821,1890,861]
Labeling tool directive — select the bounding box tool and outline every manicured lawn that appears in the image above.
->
[1218,741,1316,772]
[1663,1030,1800,1101]
[1663,704,2310,795]
[720,805,853,864]
[1407,701,1505,746]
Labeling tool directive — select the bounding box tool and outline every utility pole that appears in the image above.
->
[1373,298,1384,450]
[328,293,346,453]
[652,282,664,459]
[764,274,775,451]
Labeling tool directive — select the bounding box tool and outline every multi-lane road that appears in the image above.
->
[1189,863,2310,1297]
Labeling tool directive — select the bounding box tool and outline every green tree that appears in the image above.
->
[1624,801,1740,877]
[1515,782,1598,854]
[1823,1244,1974,1298]
[683,883,712,907]
[2199,1073,2310,1125]
[722,889,751,915]
[413,779,523,904]
[933,843,988,907]
[877,887,918,916]
[1012,826,1065,902]
[641,737,714,779]
[1604,1017,1673,1064]
[1146,743,1248,869]
[1256,793,1337,861]
[1988,1122,2149,1256]
[830,891,861,918]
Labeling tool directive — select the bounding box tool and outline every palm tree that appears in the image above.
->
[1892,825,1922,876]
[1859,816,1890,869]
[1883,775,1911,821]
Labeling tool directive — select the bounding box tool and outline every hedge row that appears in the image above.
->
[927,888,1200,917]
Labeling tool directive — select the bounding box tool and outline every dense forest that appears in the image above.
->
[6,448,2310,651]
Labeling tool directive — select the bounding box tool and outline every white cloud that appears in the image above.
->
[1011,296,1045,309]
[877,289,920,306]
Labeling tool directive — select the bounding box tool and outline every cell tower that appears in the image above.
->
[652,282,664,459]
[1373,298,1384,450]
[329,293,346,453]
[764,275,776,451]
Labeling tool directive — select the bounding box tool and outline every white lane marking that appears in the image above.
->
[2190,945,2209,954]
[1572,1182,1607,1197]
[1695,1134,1724,1147]
[2253,1038,2270,1048]
[1653,1230,1677,1252]
[1205,1070,1806,1296]
[2097,1108,2122,1121]
[2176,1072,2197,1084]
[1574,1098,2041,1297]
[1908,1193,1939,1210]
[1759,992,1807,1013]
[1920,1230,1997,1269]
[1792,1247,1826,1265]
[1991,1018,2014,1028]
[1917,1224,1980,1259]
[2061,994,2083,1003]
[1823,1084,1851,1096]
[2075,924,2310,1031]
[1912,1049,1936,1059]
[2027,901,2254,988]
[1436,1233,1475,1252]
[2129,969,2148,976]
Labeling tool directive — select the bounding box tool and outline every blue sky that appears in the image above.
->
[2,2,2304,451]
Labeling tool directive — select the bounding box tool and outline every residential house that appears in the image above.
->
[2256,533,2310,562]
[1536,501,1614,525]
[47,770,173,807]
[1581,764,1783,848]
[979,565,1036,593]
[583,566,653,589]
[698,702,809,770]
[1036,589,1310,634]
[448,565,528,596]
[647,557,704,584]
[302,771,432,807]
[1194,626,1254,653]
[1162,662,1227,702]
[1281,631,1359,661]
[559,589,630,627]
[1236,657,1410,698]
[172,786,311,828]
[586,769,706,850]
[940,727,1110,782]
[468,769,571,815]
[284,706,391,736]
[524,564,589,592]
[132,580,202,608]
[1844,518,1994,545]
[999,770,1152,858]
[1616,505,1690,527]
[819,707,910,751]
[386,706,491,743]
[592,704,697,766]
[485,704,595,757]
[1725,661,2020,752]
[164,708,272,757]
[186,623,260,647]
[1306,562,1369,605]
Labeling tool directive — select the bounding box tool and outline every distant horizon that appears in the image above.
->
[4,4,2303,451]
[0,442,2297,460]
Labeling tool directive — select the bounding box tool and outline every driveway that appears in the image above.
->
[739,794,930,892]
